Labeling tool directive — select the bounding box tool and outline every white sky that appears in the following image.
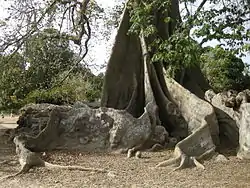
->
[98,0,117,7]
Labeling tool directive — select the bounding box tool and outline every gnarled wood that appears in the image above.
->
[140,34,188,137]
[0,134,110,181]
[206,89,250,159]
[156,77,219,169]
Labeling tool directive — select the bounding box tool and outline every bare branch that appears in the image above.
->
[1,0,58,53]
[200,17,250,45]
[52,10,92,88]
[184,1,190,17]
[193,0,208,18]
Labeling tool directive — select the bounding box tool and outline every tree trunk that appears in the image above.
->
[175,65,211,99]
[101,5,144,118]
[100,0,222,169]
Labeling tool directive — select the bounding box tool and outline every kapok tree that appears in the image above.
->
[1,0,250,172]
[101,0,250,168]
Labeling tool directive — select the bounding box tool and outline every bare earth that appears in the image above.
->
[0,116,18,129]
[0,117,250,188]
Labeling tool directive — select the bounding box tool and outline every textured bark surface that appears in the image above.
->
[155,78,219,170]
[205,89,250,159]
[238,103,250,159]
[140,35,188,137]
[12,102,168,155]
[101,2,144,118]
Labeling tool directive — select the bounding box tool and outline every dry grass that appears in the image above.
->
[0,118,250,188]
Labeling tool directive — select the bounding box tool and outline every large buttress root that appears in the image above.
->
[101,0,144,118]
[155,78,219,170]
[156,146,206,172]
[140,33,212,170]
[140,34,187,136]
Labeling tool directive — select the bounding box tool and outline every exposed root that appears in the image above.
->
[170,155,205,172]
[155,156,181,167]
[135,151,142,159]
[127,148,135,158]
[1,135,113,181]
[156,155,205,173]
[0,164,30,181]
[1,161,110,181]
[127,144,143,158]
[44,162,108,173]
[172,154,187,171]
[192,157,205,169]
[156,149,206,171]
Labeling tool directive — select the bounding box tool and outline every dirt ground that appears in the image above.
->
[0,117,250,188]
[0,116,18,129]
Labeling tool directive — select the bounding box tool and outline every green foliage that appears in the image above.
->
[128,0,250,79]
[0,28,104,111]
[0,53,26,110]
[191,1,250,54]
[25,88,73,105]
[128,0,201,76]
[128,1,160,36]
[200,46,250,92]
[24,28,75,90]
[151,30,201,72]
[25,72,103,105]
[128,0,171,36]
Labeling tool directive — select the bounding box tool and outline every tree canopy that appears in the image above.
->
[0,27,103,111]
[201,46,250,92]
[0,0,250,109]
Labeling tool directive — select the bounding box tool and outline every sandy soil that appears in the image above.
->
[0,116,18,129]
[0,118,250,188]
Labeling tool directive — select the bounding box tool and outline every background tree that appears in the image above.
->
[0,27,103,110]
[1,0,250,119]
[25,69,103,105]
[201,46,250,92]
[22,29,104,105]
[0,53,26,111]
[24,28,75,90]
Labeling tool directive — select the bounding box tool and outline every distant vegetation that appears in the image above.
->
[200,46,250,92]
[0,29,103,112]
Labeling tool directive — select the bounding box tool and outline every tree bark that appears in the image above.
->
[100,0,221,170]
[101,4,144,117]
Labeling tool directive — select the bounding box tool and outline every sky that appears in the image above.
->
[0,0,249,74]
